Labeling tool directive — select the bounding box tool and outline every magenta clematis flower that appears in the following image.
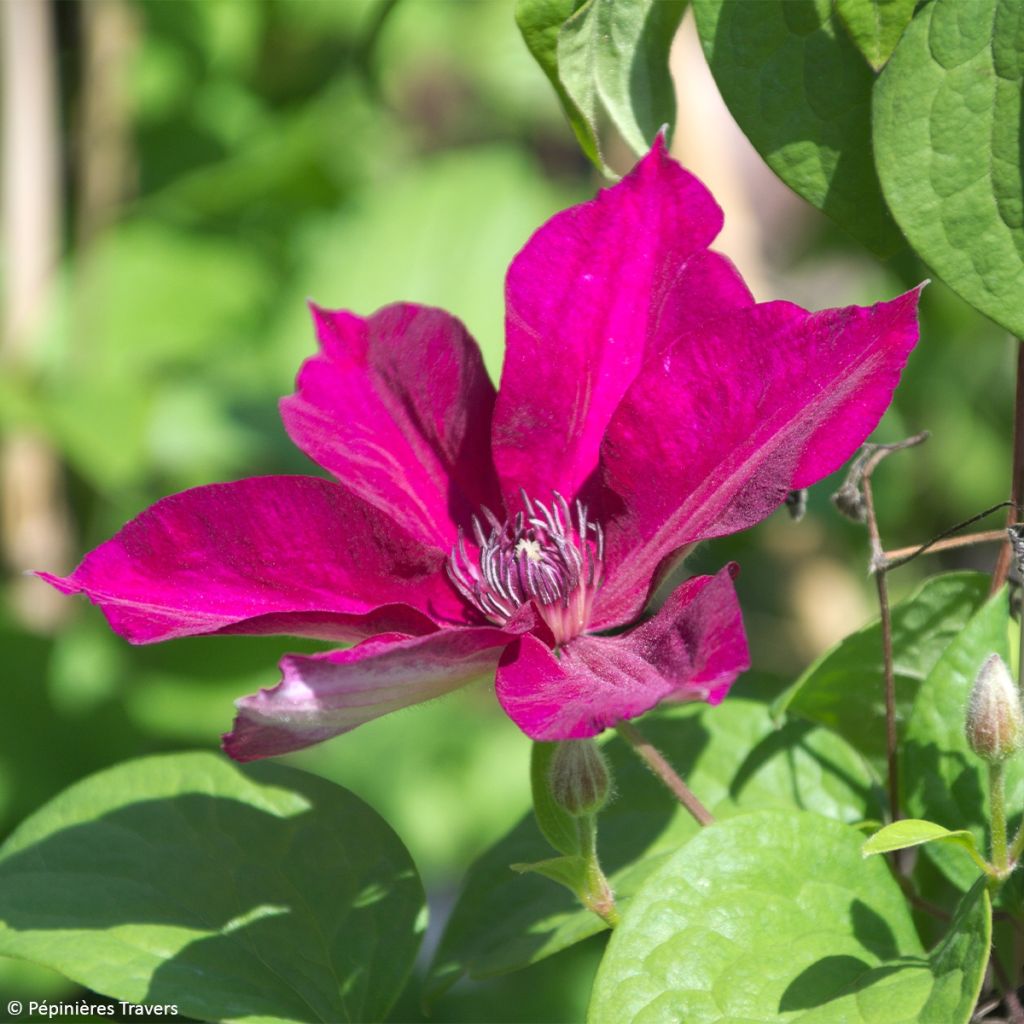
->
[40,140,921,761]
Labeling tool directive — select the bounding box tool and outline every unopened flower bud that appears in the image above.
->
[549,739,610,817]
[966,654,1024,763]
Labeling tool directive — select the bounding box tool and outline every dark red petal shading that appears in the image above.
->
[282,302,501,547]
[38,475,470,644]
[496,566,748,741]
[492,137,753,506]
[223,626,513,761]
[593,289,922,628]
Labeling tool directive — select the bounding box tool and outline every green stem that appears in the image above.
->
[577,814,619,927]
[992,761,1010,875]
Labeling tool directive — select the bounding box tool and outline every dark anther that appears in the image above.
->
[1007,525,1024,579]
[831,482,866,523]
[784,489,808,522]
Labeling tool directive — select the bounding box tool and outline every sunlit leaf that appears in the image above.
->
[693,0,902,255]
[590,810,989,1024]
[874,0,1024,336]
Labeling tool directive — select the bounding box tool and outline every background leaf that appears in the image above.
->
[0,753,425,1023]
[589,809,940,1023]
[776,572,990,772]
[428,694,881,995]
[874,0,1024,337]
[692,0,902,255]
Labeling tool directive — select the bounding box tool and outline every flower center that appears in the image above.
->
[446,491,605,646]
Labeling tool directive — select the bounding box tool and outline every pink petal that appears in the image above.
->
[492,138,753,505]
[496,567,748,741]
[593,288,922,628]
[223,626,513,761]
[282,302,501,548]
[39,476,469,644]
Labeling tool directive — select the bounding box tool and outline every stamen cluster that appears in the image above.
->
[447,491,604,645]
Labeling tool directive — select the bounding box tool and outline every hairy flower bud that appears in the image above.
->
[549,739,611,817]
[966,654,1024,763]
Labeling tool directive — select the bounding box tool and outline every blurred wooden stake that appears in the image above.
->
[76,0,136,248]
[1,0,72,629]
[669,10,770,300]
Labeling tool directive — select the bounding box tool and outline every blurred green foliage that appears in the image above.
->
[0,0,1015,1019]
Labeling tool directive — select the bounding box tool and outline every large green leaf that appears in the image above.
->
[516,0,685,173]
[589,810,990,1023]
[0,753,424,1023]
[903,587,1015,891]
[775,572,990,771]
[798,880,991,1024]
[692,0,902,255]
[835,0,917,71]
[428,695,880,994]
[874,0,1024,336]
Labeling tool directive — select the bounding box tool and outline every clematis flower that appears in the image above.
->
[40,140,921,761]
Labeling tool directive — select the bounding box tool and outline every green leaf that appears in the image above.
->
[517,0,685,173]
[590,810,990,1023]
[512,854,589,893]
[862,819,985,871]
[903,587,1016,891]
[874,0,1024,336]
[835,0,917,71]
[0,752,424,1023]
[793,881,992,1024]
[428,694,881,994]
[589,810,920,1022]
[558,0,686,162]
[776,572,990,772]
[692,0,903,255]
[516,0,601,168]
[531,742,582,856]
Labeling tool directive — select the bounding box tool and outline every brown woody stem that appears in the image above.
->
[992,341,1024,593]
[857,437,930,826]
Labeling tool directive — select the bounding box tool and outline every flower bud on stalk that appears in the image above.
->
[966,654,1024,763]
[549,739,611,817]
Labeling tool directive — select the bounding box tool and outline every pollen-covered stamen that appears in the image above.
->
[446,490,605,645]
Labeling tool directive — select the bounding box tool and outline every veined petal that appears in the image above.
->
[492,137,753,505]
[223,626,513,761]
[496,567,748,741]
[38,476,469,644]
[282,302,500,548]
[594,288,922,628]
